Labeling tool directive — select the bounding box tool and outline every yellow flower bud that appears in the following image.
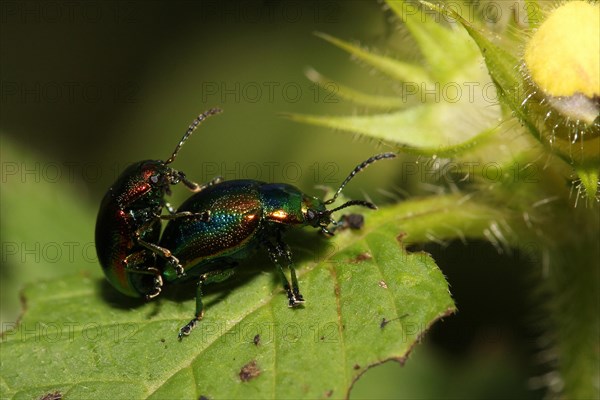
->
[525,1,599,99]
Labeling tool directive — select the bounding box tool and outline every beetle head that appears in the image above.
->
[304,196,377,235]
[116,109,222,207]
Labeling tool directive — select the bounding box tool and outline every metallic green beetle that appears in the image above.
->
[158,153,396,339]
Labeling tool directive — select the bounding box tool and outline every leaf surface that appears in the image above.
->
[1,198,461,400]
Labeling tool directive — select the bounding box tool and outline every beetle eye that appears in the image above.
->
[150,175,159,184]
[306,209,315,220]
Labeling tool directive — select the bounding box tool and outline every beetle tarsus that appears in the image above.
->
[178,319,198,340]
[294,292,305,304]
[145,272,164,300]
[179,308,206,340]
[287,290,305,307]
[288,298,305,308]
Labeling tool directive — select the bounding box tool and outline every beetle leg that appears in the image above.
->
[145,267,164,299]
[122,255,164,299]
[263,241,295,306]
[136,237,186,278]
[160,210,211,222]
[162,197,211,222]
[280,242,304,307]
[178,267,236,340]
[132,218,190,278]
[136,209,209,278]
[176,171,201,191]
[277,231,304,307]
[264,236,305,307]
[275,232,305,305]
[289,266,305,304]
[182,173,223,193]
[201,176,224,189]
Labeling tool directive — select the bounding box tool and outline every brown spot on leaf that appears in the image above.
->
[353,364,360,370]
[349,252,372,263]
[239,360,260,382]
[253,334,260,346]
[39,392,62,400]
[378,280,388,289]
[396,232,407,243]
[325,389,334,397]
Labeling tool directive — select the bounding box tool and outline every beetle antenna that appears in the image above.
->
[165,107,223,164]
[325,200,377,215]
[324,152,396,205]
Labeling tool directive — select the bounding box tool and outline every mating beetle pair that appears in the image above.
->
[95,108,395,339]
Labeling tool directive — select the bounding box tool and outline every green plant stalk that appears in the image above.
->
[545,237,600,398]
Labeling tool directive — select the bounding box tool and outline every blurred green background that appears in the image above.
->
[1,1,541,398]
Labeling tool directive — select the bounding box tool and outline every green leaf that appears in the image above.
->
[314,32,433,86]
[305,68,408,110]
[301,5,505,158]
[385,0,478,79]
[285,105,498,157]
[1,199,459,400]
